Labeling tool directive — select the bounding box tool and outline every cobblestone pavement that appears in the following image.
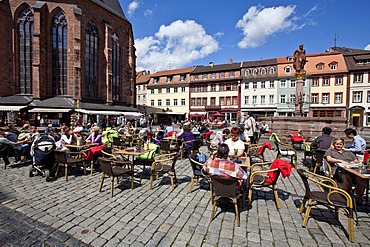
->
[0,140,370,246]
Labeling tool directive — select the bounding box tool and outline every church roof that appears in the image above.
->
[90,0,127,21]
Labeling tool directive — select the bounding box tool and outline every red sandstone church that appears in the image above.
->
[0,0,137,126]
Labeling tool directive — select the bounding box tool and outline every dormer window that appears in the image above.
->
[244,69,250,76]
[284,66,291,74]
[287,56,293,62]
[252,69,258,76]
[166,76,173,82]
[269,67,275,75]
[180,74,186,81]
[329,62,338,70]
[153,77,159,83]
[316,63,324,71]
[261,68,266,75]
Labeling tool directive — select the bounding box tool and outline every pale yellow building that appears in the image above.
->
[147,67,194,124]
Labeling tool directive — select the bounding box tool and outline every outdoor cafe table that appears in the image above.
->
[65,143,98,150]
[114,147,155,183]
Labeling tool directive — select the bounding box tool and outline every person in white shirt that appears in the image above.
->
[258,121,269,140]
[224,127,245,159]
[244,114,256,144]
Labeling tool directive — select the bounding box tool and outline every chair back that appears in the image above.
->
[101,147,114,158]
[191,140,202,153]
[313,149,326,166]
[296,169,312,198]
[211,176,238,198]
[160,140,170,152]
[171,152,180,169]
[189,154,203,175]
[98,157,114,177]
[112,137,123,148]
[54,150,67,163]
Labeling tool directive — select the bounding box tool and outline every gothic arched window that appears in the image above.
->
[85,21,99,98]
[18,7,34,94]
[52,11,68,95]
[112,32,121,101]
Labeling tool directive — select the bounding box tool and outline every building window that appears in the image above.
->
[290,80,296,88]
[226,97,231,105]
[150,100,154,106]
[261,95,265,104]
[323,77,330,86]
[311,93,318,104]
[191,98,195,106]
[280,80,286,88]
[280,95,286,104]
[245,82,249,89]
[260,81,265,89]
[354,73,363,83]
[174,87,178,93]
[316,63,324,71]
[180,74,186,81]
[220,72,225,78]
[252,69,258,76]
[269,67,275,75]
[252,82,257,89]
[166,76,173,82]
[335,76,343,85]
[232,84,237,90]
[250,96,256,104]
[202,74,207,79]
[269,95,274,104]
[158,99,162,106]
[181,87,185,92]
[111,33,121,101]
[194,74,199,80]
[158,88,162,94]
[330,63,338,70]
[260,68,266,75]
[202,98,207,106]
[245,69,250,76]
[85,21,99,98]
[367,91,370,103]
[289,94,295,103]
[335,92,343,104]
[322,93,329,104]
[284,66,291,74]
[353,91,362,103]
[174,99,178,106]
[153,77,159,83]
[18,7,34,94]
[312,77,319,86]
[166,99,170,106]
[220,97,225,106]
[232,96,237,105]
[166,88,170,93]
[211,85,216,92]
[219,84,224,91]
[181,99,185,105]
[269,81,275,88]
[230,71,235,77]
[210,97,216,105]
[244,96,249,104]
[52,11,68,96]
[226,84,231,91]
[211,73,216,79]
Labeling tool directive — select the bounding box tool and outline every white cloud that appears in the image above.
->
[144,9,153,18]
[135,20,219,72]
[127,0,140,16]
[365,44,370,50]
[236,5,298,48]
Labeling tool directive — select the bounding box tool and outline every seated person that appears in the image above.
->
[177,125,195,155]
[56,128,79,151]
[325,138,365,203]
[203,143,248,180]
[154,130,165,145]
[224,127,245,160]
[310,126,335,152]
[0,127,29,166]
[85,126,103,146]
[164,123,174,136]
[344,128,366,161]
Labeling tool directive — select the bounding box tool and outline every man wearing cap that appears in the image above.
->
[0,127,29,167]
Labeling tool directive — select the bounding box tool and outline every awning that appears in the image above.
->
[75,109,141,116]
[155,112,185,115]
[29,108,72,113]
[0,105,27,111]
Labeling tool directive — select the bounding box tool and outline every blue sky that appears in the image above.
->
[121,0,370,73]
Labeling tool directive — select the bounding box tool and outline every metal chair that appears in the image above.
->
[54,150,86,181]
[149,153,179,190]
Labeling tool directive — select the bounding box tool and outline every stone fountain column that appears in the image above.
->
[294,70,306,117]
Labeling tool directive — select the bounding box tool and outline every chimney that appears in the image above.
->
[209,62,214,67]
[229,58,233,64]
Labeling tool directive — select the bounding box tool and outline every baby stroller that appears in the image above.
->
[28,135,56,181]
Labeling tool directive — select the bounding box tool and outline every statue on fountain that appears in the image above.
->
[293,44,307,79]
